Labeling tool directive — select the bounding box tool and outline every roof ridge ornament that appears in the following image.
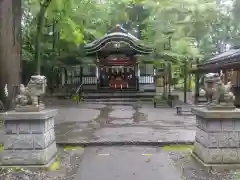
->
[108,24,128,34]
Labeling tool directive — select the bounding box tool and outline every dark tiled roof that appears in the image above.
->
[84,32,139,48]
[204,48,240,65]
[84,24,152,55]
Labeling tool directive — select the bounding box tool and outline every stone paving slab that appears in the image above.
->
[74,146,182,180]
[54,107,100,124]
[45,100,197,144]
[56,126,195,145]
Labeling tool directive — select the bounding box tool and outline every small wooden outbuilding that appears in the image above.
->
[191,47,240,106]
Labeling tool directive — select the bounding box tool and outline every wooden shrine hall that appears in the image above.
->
[84,24,153,90]
[192,47,240,106]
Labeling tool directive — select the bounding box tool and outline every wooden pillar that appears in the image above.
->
[188,62,192,91]
[168,62,172,97]
[183,58,188,103]
[163,62,167,98]
[194,58,200,104]
[0,0,21,110]
[137,63,140,90]
[224,70,228,83]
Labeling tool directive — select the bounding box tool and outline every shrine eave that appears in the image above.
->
[195,48,240,72]
[84,33,153,55]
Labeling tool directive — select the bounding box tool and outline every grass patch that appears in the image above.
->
[162,145,193,152]
[63,145,84,151]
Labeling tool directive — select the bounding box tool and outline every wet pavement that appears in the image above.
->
[74,146,240,180]
[74,146,182,180]
[49,100,196,144]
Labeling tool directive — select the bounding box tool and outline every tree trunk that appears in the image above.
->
[0,0,21,110]
[35,0,52,75]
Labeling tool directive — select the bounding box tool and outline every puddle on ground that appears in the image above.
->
[94,105,112,124]
[133,107,147,123]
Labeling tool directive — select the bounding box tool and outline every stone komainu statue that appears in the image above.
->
[15,75,47,109]
[203,73,235,105]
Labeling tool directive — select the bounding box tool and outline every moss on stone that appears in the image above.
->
[63,145,84,151]
[162,145,193,151]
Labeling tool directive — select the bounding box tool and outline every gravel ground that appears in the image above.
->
[0,146,84,180]
[168,150,240,180]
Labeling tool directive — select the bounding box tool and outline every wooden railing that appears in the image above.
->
[82,76,97,85]
[139,75,154,84]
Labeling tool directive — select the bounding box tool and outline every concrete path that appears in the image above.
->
[45,99,196,144]
[74,146,182,180]
[74,146,235,180]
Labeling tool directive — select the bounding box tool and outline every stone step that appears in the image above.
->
[83,98,153,102]
[82,92,155,99]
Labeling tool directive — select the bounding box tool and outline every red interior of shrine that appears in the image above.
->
[98,55,136,89]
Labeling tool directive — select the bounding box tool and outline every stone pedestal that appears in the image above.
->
[0,109,58,166]
[192,107,240,165]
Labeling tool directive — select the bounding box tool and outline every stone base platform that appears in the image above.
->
[193,141,240,164]
[191,151,240,171]
[0,143,57,166]
[192,106,240,166]
[0,109,58,166]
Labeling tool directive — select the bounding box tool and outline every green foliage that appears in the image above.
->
[142,0,224,62]
[21,0,240,77]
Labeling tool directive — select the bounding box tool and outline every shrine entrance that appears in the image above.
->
[98,54,137,89]
[99,66,136,89]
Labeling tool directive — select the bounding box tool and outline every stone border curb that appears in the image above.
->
[56,141,194,147]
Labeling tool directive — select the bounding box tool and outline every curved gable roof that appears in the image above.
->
[84,24,153,55]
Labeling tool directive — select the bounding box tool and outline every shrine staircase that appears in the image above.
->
[81,90,155,105]
[46,83,166,105]
[73,83,156,104]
